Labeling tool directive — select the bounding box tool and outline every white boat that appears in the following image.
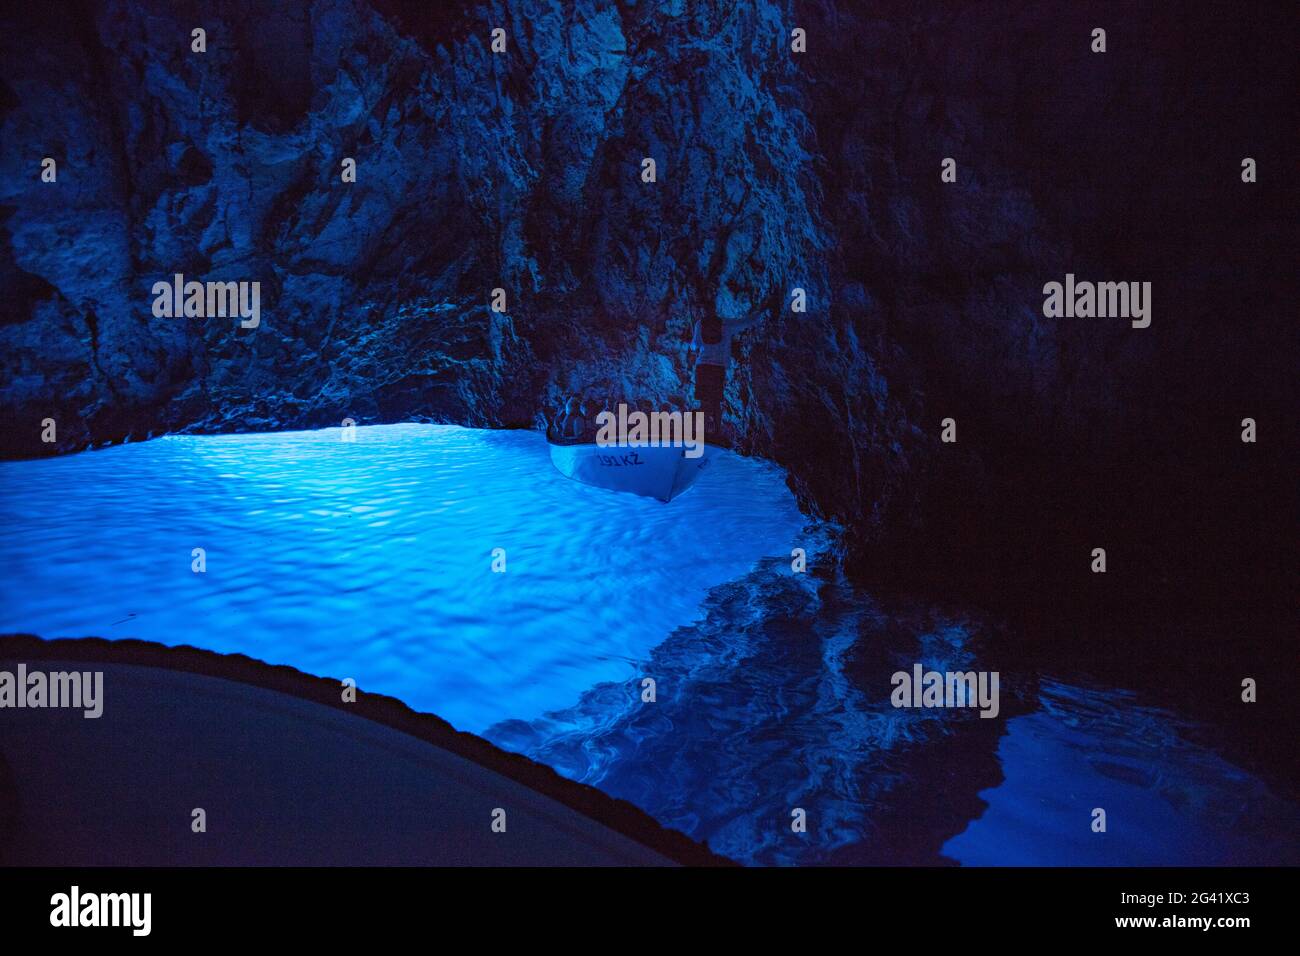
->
[547,431,716,502]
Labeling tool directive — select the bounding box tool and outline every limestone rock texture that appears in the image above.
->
[1,0,1294,606]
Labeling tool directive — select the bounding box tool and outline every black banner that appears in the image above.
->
[0,866,1288,941]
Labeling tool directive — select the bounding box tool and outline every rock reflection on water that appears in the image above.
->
[943,678,1300,866]
[489,565,1300,867]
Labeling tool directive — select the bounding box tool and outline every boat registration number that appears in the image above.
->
[596,452,645,467]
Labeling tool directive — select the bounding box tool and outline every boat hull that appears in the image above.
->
[548,441,715,502]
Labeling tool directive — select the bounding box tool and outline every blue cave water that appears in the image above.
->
[0,424,808,732]
[2,425,1297,866]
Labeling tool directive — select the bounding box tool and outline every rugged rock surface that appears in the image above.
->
[1,0,1294,614]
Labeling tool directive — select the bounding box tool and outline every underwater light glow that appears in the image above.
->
[0,423,808,734]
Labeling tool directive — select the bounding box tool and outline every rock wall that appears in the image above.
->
[1,0,1294,612]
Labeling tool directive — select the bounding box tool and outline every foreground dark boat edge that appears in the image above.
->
[0,634,733,867]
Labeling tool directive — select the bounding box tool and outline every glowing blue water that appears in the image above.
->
[0,424,808,733]
[3,424,1296,866]
[942,678,1297,866]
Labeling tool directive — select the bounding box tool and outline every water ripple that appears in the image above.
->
[0,424,808,734]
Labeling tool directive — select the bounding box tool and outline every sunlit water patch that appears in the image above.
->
[0,424,808,733]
